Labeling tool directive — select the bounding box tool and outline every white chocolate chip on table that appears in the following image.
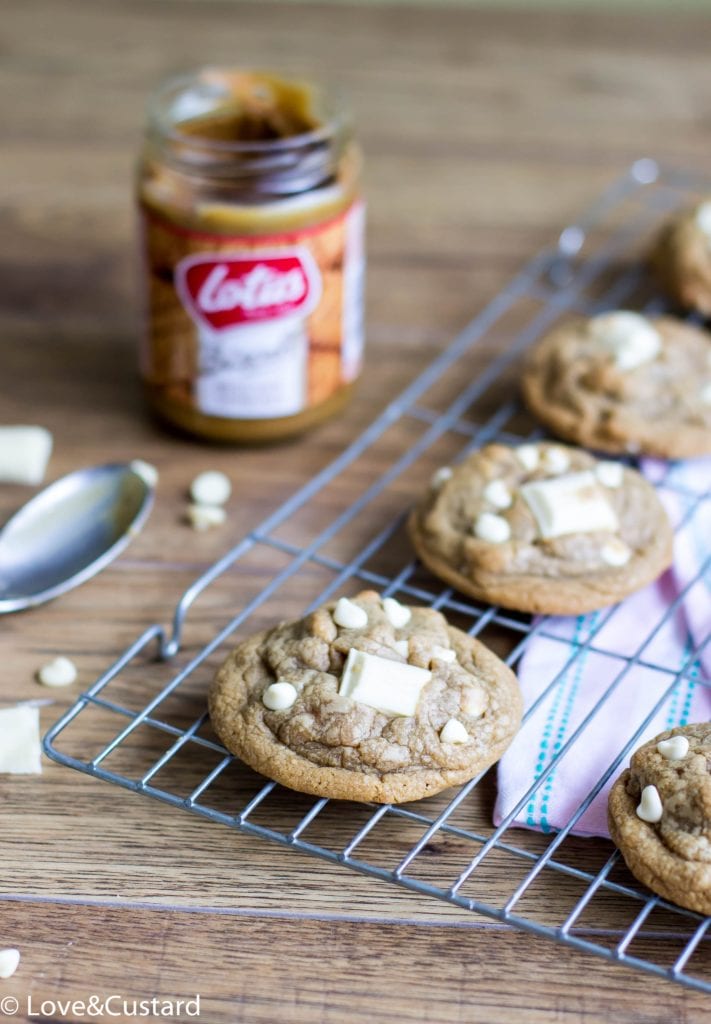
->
[636,784,663,823]
[657,735,690,760]
[37,656,77,688]
[190,470,232,507]
[339,648,431,717]
[332,596,368,629]
[0,705,42,774]
[0,425,53,485]
[0,948,20,980]
[186,504,226,531]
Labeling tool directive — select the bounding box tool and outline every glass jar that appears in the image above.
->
[137,69,365,442]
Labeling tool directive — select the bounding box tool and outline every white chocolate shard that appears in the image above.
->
[542,447,570,475]
[190,470,231,507]
[521,471,618,540]
[636,784,663,823]
[262,681,298,711]
[601,538,631,567]
[657,736,690,760]
[695,201,711,237]
[590,311,661,371]
[0,948,20,979]
[339,648,431,717]
[516,444,540,472]
[37,656,77,688]
[430,644,456,664]
[0,706,41,774]
[440,719,469,744]
[383,596,411,629]
[431,466,453,491]
[595,461,624,488]
[462,686,487,718]
[333,597,368,630]
[474,512,511,544]
[186,504,226,531]
[483,479,512,510]
[0,426,53,485]
[130,460,159,488]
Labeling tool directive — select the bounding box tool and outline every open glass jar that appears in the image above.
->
[137,69,365,442]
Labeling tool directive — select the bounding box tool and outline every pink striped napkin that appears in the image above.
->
[494,458,711,837]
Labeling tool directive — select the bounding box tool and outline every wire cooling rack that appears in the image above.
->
[45,159,711,993]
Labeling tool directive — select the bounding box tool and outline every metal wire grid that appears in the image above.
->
[44,159,711,992]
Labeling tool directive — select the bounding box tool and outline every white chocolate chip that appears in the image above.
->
[430,644,456,664]
[595,461,624,488]
[521,471,618,540]
[37,656,77,688]
[440,719,469,744]
[190,470,231,507]
[695,201,711,237]
[393,639,409,658]
[483,479,512,510]
[186,504,226,531]
[0,948,20,979]
[262,681,298,711]
[0,706,41,774]
[601,538,631,567]
[431,466,453,491]
[339,649,431,717]
[474,512,511,544]
[333,597,368,630]
[461,686,487,718]
[636,784,663,823]
[701,382,711,405]
[0,426,53,485]
[130,459,159,488]
[590,311,662,371]
[542,447,571,475]
[516,444,540,472]
[383,596,411,629]
[657,735,690,760]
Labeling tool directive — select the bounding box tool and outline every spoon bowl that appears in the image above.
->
[0,462,156,613]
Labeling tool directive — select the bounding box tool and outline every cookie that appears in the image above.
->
[608,723,711,915]
[652,199,711,316]
[521,312,711,459]
[408,442,673,615]
[209,590,522,803]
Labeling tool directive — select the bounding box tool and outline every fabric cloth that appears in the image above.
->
[494,458,711,837]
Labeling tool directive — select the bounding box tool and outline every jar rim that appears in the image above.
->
[146,68,348,156]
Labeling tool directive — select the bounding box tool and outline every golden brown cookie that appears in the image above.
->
[209,590,522,803]
[608,723,711,915]
[652,200,711,315]
[521,312,711,459]
[408,442,673,615]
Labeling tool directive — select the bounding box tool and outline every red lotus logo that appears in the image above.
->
[176,248,321,331]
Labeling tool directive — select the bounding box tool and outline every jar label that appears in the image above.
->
[140,201,365,422]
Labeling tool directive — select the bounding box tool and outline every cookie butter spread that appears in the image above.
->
[137,69,364,442]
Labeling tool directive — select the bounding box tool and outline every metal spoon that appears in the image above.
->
[0,461,156,613]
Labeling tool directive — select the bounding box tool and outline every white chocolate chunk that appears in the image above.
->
[440,719,469,744]
[0,706,41,774]
[431,466,453,491]
[393,639,409,658]
[483,479,512,510]
[474,512,511,544]
[0,426,52,485]
[516,444,540,472]
[333,597,368,630]
[190,470,231,507]
[430,644,456,664]
[542,447,570,475]
[186,504,226,531]
[462,686,487,718]
[383,596,411,629]
[601,538,631,567]
[521,471,618,540]
[695,201,711,237]
[130,459,159,488]
[262,681,298,711]
[339,648,431,717]
[595,461,624,488]
[657,735,690,760]
[37,656,77,688]
[636,784,663,823]
[590,311,662,371]
[701,382,711,405]
[0,948,20,979]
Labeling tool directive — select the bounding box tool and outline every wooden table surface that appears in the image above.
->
[4,2,711,1021]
